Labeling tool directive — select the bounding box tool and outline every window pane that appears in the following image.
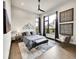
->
[45,21,48,33]
[35,18,39,34]
[49,14,56,33]
[45,21,48,26]
[36,23,38,27]
[36,18,39,22]
[45,16,48,21]
[49,14,56,24]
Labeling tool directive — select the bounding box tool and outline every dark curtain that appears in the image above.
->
[55,11,59,39]
[43,16,46,36]
[38,17,41,35]
[3,1,6,34]
[3,8,6,34]
[3,1,11,34]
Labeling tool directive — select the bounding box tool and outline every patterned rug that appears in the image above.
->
[18,40,56,59]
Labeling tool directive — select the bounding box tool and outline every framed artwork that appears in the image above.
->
[3,1,11,34]
[60,23,73,35]
[60,8,74,22]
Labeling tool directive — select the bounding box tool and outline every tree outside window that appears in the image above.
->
[45,13,56,34]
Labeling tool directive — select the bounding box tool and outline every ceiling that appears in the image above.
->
[11,0,72,15]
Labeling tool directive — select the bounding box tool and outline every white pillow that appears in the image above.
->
[70,36,75,42]
[59,34,67,42]
[26,32,31,36]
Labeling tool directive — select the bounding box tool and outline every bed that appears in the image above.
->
[22,32,48,50]
[22,23,48,50]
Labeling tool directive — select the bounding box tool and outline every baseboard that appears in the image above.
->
[55,39,76,46]
[55,39,62,43]
[11,40,16,42]
[46,37,55,40]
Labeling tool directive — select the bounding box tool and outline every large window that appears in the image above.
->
[49,14,56,34]
[45,13,56,34]
[44,13,56,39]
[36,18,39,34]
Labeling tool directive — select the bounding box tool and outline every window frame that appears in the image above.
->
[35,18,39,34]
[45,13,56,34]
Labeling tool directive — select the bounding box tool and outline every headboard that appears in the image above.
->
[22,23,35,32]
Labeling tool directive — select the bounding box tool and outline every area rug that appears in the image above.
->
[18,40,56,59]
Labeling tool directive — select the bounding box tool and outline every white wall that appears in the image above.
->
[3,0,11,59]
[11,6,37,32]
[4,31,11,59]
[41,0,76,44]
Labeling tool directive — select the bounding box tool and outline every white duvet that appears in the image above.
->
[25,35,45,40]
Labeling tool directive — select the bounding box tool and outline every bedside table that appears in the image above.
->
[15,35,23,42]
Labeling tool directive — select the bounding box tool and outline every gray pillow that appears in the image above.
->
[30,32,36,35]
[64,36,71,43]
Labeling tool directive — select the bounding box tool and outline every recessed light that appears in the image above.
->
[21,2,24,6]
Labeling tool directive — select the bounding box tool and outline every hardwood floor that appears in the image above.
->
[9,42,22,59]
[37,44,76,59]
[9,41,76,59]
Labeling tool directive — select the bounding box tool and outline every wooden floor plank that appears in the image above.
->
[9,42,22,59]
[9,41,76,59]
[37,43,76,59]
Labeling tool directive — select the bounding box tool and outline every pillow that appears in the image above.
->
[71,36,74,41]
[59,34,71,43]
[32,32,36,35]
[64,36,71,43]
[26,32,31,36]
[30,32,33,35]
[59,34,67,42]
[30,32,36,35]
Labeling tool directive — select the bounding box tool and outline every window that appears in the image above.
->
[35,18,39,34]
[49,14,56,34]
[45,13,56,34]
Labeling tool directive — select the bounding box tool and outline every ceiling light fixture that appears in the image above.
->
[38,0,45,12]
